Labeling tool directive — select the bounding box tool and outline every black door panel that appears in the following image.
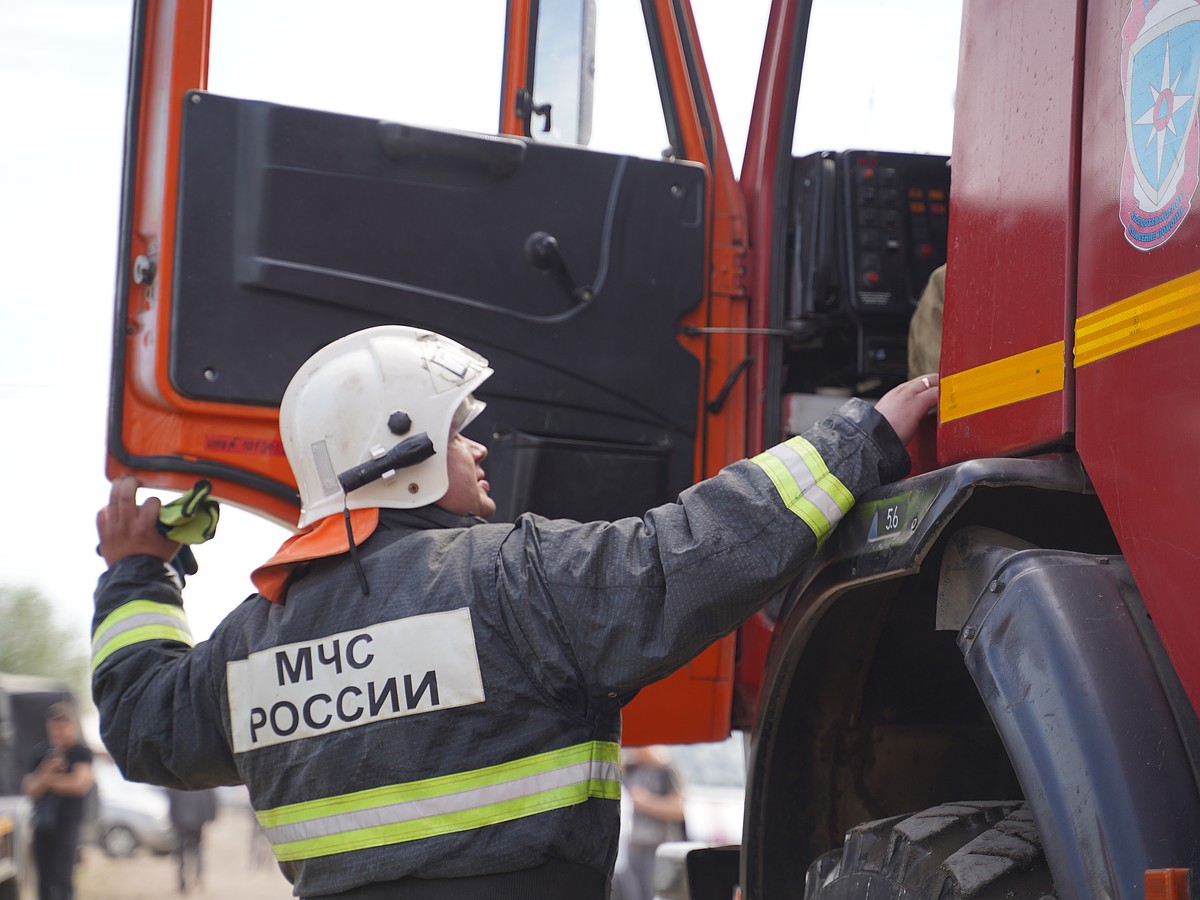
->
[172,93,706,520]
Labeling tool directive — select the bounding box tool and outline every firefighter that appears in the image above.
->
[908,262,946,379]
[92,326,938,899]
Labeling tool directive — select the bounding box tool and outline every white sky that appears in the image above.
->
[0,0,957,661]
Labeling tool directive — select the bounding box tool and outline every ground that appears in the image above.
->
[75,805,293,900]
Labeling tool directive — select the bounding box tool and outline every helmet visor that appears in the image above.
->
[450,393,487,437]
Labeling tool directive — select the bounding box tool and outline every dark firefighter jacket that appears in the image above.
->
[91,399,909,898]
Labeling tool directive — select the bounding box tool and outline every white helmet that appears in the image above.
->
[280,326,492,527]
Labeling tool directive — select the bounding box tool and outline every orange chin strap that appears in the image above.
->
[251,508,380,604]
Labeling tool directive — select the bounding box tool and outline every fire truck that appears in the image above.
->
[107,0,1200,895]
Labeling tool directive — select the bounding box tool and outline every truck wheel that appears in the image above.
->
[803,801,1057,899]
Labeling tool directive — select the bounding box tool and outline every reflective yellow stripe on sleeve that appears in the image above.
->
[751,436,854,544]
[91,600,194,672]
[256,740,622,862]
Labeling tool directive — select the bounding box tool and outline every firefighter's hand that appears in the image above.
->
[96,476,181,567]
[875,373,939,445]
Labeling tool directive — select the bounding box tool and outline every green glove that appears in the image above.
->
[156,480,220,544]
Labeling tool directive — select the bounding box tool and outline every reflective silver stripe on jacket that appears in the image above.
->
[92,600,194,672]
[256,741,622,862]
[750,435,854,542]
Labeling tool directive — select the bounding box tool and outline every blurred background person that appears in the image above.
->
[167,787,217,893]
[22,702,94,900]
[623,745,687,900]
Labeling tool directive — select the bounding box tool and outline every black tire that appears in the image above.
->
[100,825,138,859]
[803,801,1057,899]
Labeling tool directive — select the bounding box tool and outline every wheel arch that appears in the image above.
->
[738,454,1184,898]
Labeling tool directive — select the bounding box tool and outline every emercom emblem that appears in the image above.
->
[1119,0,1200,249]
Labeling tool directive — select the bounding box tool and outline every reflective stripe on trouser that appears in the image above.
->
[256,740,623,862]
[750,436,854,543]
[91,600,194,672]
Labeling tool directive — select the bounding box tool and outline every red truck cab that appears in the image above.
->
[108,0,1200,895]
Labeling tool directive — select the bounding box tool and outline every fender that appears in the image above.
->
[742,454,1126,898]
[958,542,1200,898]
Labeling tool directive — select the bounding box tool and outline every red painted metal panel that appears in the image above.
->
[1075,0,1200,714]
[937,0,1084,465]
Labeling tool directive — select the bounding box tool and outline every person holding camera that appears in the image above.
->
[22,703,94,900]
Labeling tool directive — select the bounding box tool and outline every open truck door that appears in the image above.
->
[108,0,749,745]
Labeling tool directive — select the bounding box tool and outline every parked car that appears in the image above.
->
[612,735,747,900]
[88,759,174,858]
[670,735,746,848]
